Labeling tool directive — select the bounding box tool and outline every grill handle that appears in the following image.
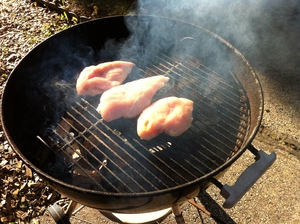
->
[211,144,276,208]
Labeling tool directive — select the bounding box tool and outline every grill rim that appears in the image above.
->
[0,15,263,198]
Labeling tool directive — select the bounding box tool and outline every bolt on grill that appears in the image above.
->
[36,52,250,194]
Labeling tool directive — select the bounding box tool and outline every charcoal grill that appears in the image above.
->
[1,15,276,222]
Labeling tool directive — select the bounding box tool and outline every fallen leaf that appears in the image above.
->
[24,164,33,178]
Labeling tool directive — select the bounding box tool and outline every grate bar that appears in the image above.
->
[69,103,163,192]
[56,116,139,192]
[36,52,251,193]
[165,53,247,102]
[139,66,248,151]
[148,62,248,128]
[37,134,108,191]
[73,99,187,189]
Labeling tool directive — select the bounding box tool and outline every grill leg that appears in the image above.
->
[172,204,185,224]
[65,201,78,219]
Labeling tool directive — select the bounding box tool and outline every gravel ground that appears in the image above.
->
[0,1,71,223]
[1,0,299,223]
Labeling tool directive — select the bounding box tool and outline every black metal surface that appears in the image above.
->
[1,15,263,212]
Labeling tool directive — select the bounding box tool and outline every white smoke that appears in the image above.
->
[133,0,300,70]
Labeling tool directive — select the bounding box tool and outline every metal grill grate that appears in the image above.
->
[37,53,250,193]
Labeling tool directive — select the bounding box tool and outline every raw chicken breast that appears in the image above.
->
[76,61,135,96]
[137,97,194,140]
[97,75,169,122]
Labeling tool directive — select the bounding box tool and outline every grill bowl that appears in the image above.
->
[1,15,263,212]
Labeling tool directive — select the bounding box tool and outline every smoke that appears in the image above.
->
[133,0,300,71]
[17,0,300,138]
